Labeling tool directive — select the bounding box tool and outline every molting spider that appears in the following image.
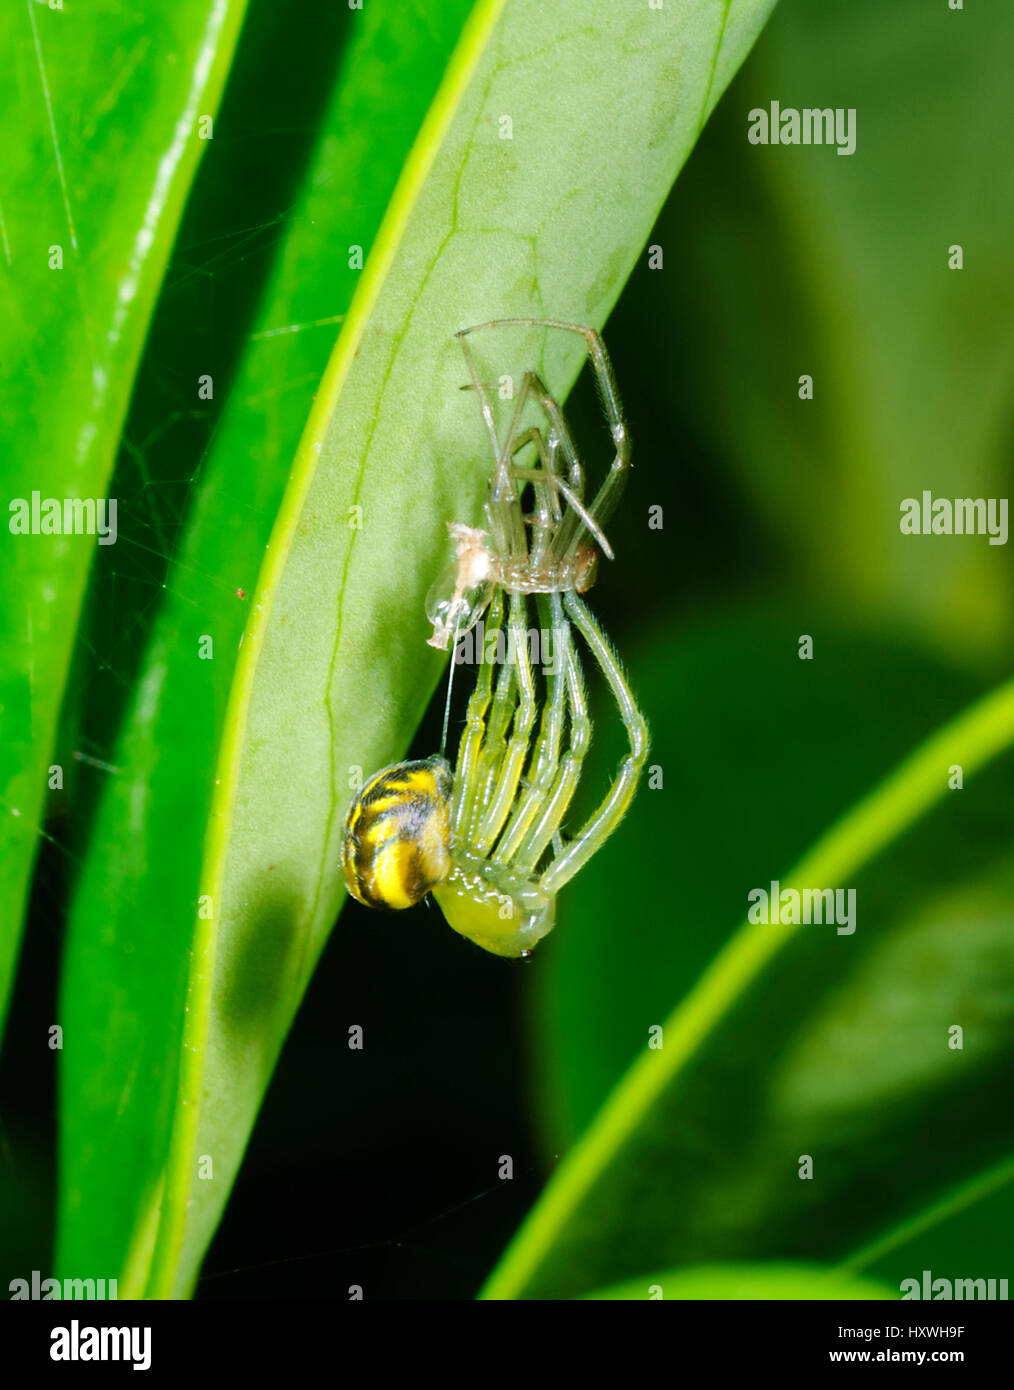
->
[341,319,649,958]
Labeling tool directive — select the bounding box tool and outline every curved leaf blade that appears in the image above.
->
[149,0,780,1297]
[57,0,477,1291]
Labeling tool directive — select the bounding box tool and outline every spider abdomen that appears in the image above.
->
[341,755,453,910]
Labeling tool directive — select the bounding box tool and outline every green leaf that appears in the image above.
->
[137,0,780,1297]
[582,1263,897,1300]
[657,0,1014,666]
[0,0,247,1045]
[58,0,478,1291]
[482,609,1014,1297]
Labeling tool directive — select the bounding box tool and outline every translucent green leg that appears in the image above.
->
[456,318,630,567]
[501,369,613,561]
[511,465,611,561]
[495,592,568,861]
[506,425,559,575]
[456,331,525,562]
[472,605,520,831]
[540,590,648,894]
[450,588,503,840]
[474,590,537,852]
[514,606,590,873]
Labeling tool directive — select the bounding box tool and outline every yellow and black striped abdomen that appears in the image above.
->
[341,755,453,911]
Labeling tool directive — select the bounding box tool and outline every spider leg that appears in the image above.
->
[458,331,525,564]
[456,330,504,485]
[472,616,520,830]
[510,464,613,562]
[460,319,626,468]
[459,323,584,557]
[504,367,601,564]
[494,592,568,861]
[494,366,615,564]
[540,590,648,894]
[503,419,611,585]
[450,588,502,841]
[505,424,560,572]
[459,380,501,394]
[473,590,537,852]
[513,601,590,874]
[493,369,570,522]
[556,326,630,569]
[458,319,630,567]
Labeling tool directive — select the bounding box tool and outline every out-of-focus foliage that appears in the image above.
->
[660,0,1014,668]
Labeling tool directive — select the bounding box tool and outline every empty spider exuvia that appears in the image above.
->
[425,317,629,650]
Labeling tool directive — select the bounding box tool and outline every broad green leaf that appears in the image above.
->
[482,610,1014,1297]
[143,0,781,1297]
[0,0,247,1046]
[57,0,477,1289]
[656,0,1014,666]
[582,1263,896,1300]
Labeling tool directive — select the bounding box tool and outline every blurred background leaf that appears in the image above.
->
[0,0,246,1051]
[657,0,1014,668]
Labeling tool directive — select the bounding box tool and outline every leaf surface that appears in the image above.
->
[143,0,780,1296]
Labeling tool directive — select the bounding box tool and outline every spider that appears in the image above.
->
[341,319,649,958]
[425,318,628,650]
